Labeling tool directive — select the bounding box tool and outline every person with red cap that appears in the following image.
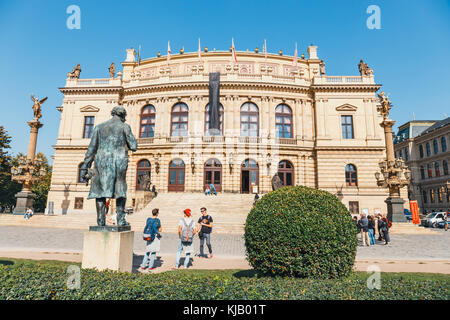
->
[173,208,197,269]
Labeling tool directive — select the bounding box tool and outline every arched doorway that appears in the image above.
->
[136,159,151,190]
[241,159,259,193]
[204,158,222,192]
[168,158,185,192]
[278,160,294,186]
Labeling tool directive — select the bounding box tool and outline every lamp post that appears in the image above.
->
[374,91,411,222]
[11,95,47,214]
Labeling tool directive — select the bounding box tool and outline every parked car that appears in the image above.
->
[422,212,447,228]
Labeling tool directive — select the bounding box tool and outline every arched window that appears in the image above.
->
[427,163,433,178]
[345,164,357,186]
[278,160,294,186]
[171,103,189,137]
[441,137,447,152]
[136,159,151,190]
[140,105,156,138]
[420,165,425,180]
[275,104,293,138]
[433,139,439,154]
[205,103,224,135]
[443,160,448,175]
[240,102,259,137]
[435,161,440,177]
[419,145,424,158]
[426,142,431,157]
[77,163,85,183]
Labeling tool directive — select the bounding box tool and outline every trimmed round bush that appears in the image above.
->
[244,185,358,279]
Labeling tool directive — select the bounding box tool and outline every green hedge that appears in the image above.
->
[245,186,358,278]
[0,259,449,300]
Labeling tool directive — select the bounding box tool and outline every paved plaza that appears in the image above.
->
[0,226,449,261]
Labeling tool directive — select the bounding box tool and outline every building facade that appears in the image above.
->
[47,45,391,215]
[394,118,450,214]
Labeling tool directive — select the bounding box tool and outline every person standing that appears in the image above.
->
[174,209,196,269]
[138,208,162,273]
[358,213,370,246]
[376,214,384,241]
[380,215,391,245]
[444,212,448,231]
[368,215,376,245]
[209,183,217,196]
[197,207,214,258]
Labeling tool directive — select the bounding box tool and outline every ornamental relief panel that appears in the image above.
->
[209,61,229,73]
[138,67,157,78]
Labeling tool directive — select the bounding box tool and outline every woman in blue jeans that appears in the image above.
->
[368,215,376,245]
[138,208,162,273]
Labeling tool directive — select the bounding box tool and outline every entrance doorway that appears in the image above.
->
[241,159,259,193]
[168,158,185,192]
[204,158,222,192]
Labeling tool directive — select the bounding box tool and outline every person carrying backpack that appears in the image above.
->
[197,207,213,258]
[173,208,197,269]
[138,208,162,273]
[380,215,391,245]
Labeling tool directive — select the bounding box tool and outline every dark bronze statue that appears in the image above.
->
[81,106,137,227]
[208,72,221,135]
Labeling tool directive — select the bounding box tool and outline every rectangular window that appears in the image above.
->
[405,147,409,161]
[74,197,84,209]
[83,116,95,139]
[341,115,354,139]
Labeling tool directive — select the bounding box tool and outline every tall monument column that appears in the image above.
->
[12,95,47,214]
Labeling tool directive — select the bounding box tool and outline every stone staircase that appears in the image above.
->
[0,193,255,234]
[131,193,255,234]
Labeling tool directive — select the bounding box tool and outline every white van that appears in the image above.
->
[422,212,447,228]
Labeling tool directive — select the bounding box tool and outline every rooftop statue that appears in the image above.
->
[30,95,47,120]
[109,62,116,78]
[67,64,81,79]
[80,106,138,227]
[358,59,373,77]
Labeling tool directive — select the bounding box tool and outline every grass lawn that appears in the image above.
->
[1,258,449,300]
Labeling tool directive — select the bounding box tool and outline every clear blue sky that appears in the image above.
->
[0,0,449,163]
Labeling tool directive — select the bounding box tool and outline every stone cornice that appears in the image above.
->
[59,86,123,95]
[122,81,310,96]
[311,84,382,92]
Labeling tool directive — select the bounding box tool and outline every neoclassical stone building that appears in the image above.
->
[394,118,450,213]
[47,45,391,215]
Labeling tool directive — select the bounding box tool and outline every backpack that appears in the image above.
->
[143,218,159,241]
[181,219,194,244]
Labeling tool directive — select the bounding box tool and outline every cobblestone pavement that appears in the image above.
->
[1,226,449,260]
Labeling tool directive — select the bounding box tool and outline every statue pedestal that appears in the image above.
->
[385,197,406,223]
[13,190,35,215]
[82,228,134,273]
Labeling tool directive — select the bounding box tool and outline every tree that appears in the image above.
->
[31,153,52,212]
[11,152,52,213]
[0,126,21,211]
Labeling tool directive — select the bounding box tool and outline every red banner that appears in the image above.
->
[410,200,420,224]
